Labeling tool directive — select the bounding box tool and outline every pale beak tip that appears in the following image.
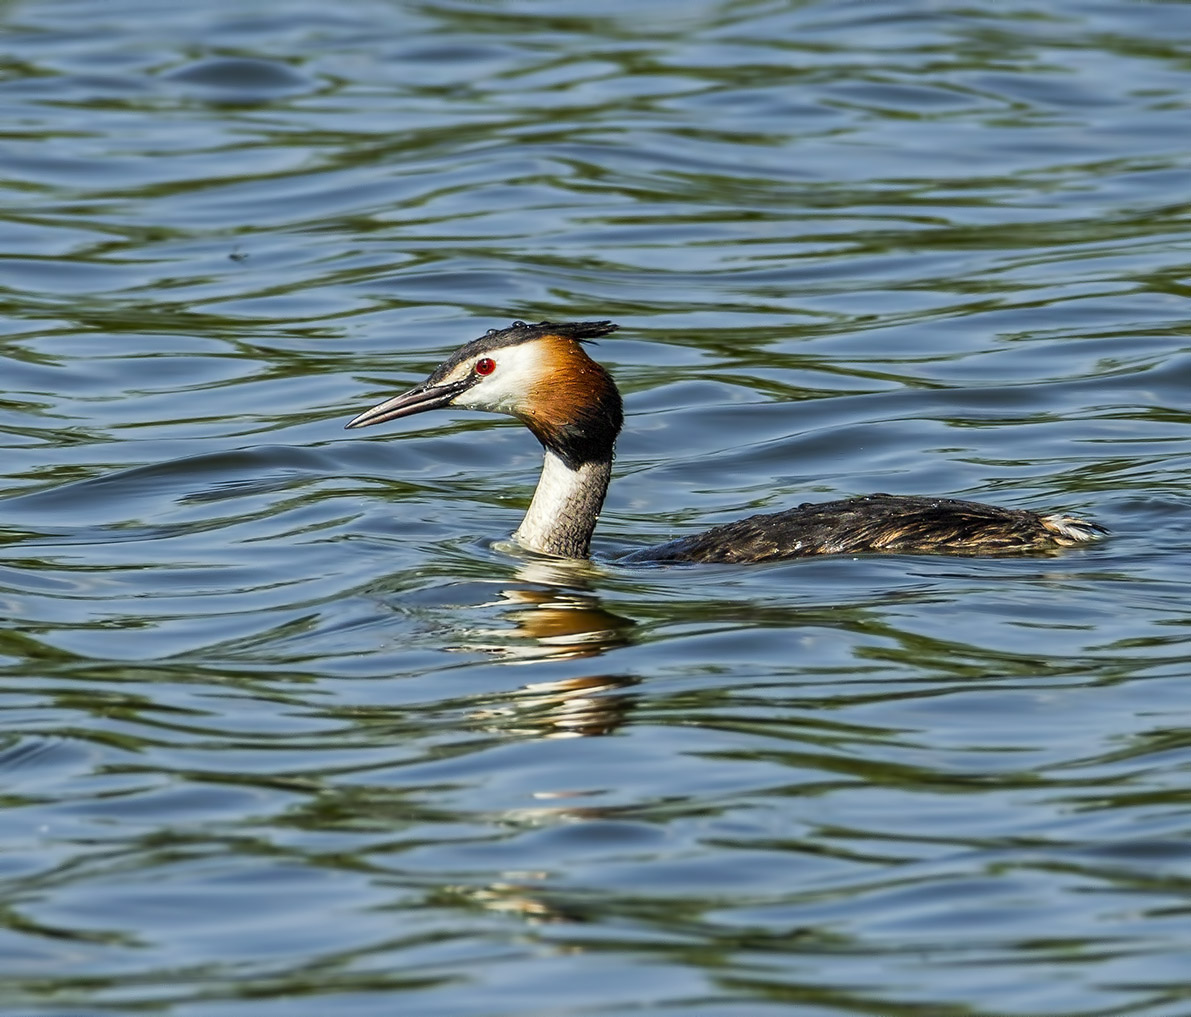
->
[342,381,460,432]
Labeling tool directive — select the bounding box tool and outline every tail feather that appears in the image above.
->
[1041,513,1108,545]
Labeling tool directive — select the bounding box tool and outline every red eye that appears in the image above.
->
[474,357,496,376]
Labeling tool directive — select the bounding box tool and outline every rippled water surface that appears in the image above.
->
[4,1,1191,1014]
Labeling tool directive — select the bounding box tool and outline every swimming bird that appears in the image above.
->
[345,320,1105,563]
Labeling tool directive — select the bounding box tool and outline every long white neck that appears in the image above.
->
[513,450,612,559]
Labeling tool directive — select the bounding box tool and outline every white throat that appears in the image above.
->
[513,450,612,559]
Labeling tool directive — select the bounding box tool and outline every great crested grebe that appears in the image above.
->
[345,320,1105,564]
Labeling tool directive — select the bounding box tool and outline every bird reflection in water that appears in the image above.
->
[453,560,640,739]
[420,564,645,922]
[470,671,640,739]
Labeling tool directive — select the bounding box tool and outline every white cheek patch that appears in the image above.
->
[451,343,542,414]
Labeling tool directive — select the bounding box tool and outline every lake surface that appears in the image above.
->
[3,1,1191,1014]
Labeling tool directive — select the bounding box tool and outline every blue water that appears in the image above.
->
[3,1,1191,1014]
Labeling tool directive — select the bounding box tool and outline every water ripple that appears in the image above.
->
[4,1,1191,1015]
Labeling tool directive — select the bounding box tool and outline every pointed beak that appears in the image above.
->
[344,378,469,429]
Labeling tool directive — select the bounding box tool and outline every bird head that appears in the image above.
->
[346,320,624,468]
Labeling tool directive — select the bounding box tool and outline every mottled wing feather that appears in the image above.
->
[621,494,1106,564]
